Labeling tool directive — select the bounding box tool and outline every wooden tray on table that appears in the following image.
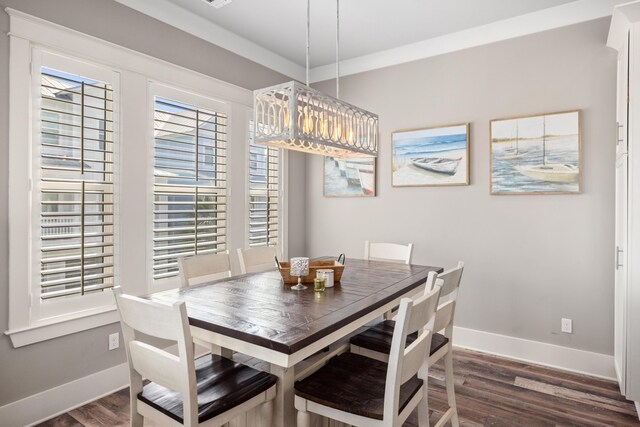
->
[277,255,345,284]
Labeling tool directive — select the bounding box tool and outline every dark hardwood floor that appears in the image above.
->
[36,349,640,427]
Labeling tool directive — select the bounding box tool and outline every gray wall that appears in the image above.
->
[311,18,616,355]
[0,0,300,406]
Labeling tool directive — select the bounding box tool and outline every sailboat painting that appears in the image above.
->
[324,156,376,197]
[392,123,470,187]
[491,111,581,195]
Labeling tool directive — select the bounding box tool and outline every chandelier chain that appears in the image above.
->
[336,0,340,99]
[306,0,310,86]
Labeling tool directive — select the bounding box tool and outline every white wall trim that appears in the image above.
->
[5,308,119,348]
[454,326,617,381]
[113,0,621,83]
[311,0,623,82]
[5,8,253,107]
[0,362,129,427]
[113,0,306,82]
[0,327,618,426]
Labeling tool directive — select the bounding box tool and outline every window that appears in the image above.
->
[152,95,228,281]
[39,67,115,300]
[30,52,119,321]
[248,122,280,247]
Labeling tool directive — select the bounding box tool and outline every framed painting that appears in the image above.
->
[490,110,581,195]
[324,155,376,197]
[392,123,470,187]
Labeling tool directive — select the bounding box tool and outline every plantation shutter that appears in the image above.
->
[153,97,227,280]
[39,67,115,300]
[248,122,279,247]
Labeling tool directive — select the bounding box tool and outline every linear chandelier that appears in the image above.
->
[253,0,378,157]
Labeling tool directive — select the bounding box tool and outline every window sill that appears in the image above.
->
[4,306,119,348]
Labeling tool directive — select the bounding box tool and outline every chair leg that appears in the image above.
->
[297,409,311,427]
[260,400,273,427]
[444,350,459,427]
[130,409,143,427]
[418,380,430,427]
[130,395,143,427]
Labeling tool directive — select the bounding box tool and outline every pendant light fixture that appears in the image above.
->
[253,0,378,157]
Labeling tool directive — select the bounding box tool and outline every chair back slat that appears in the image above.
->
[405,287,439,336]
[115,292,185,341]
[365,240,413,265]
[401,334,430,384]
[237,246,279,274]
[187,271,231,286]
[432,261,464,299]
[179,252,232,287]
[129,341,184,391]
[433,300,455,333]
[384,286,440,422]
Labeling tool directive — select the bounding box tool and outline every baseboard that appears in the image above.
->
[635,401,640,420]
[0,328,618,426]
[453,326,616,380]
[0,362,129,427]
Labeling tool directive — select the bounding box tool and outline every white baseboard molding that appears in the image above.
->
[0,328,618,427]
[453,326,616,381]
[635,401,640,420]
[0,362,129,427]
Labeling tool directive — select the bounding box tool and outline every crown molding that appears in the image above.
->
[114,0,306,81]
[115,0,620,84]
[310,0,622,82]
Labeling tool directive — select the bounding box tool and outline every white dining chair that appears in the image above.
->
[237,246,279,275]
[364,240,413,265]
[294,286,441,427]
[178,251,232,287]
[113,289,277,427]
[349,261,465,427]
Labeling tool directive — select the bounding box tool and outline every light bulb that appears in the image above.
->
[333,123,342,140]
[306,115,314,134]
[321,119,329,139]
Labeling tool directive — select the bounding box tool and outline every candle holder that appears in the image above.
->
[289,257,309,290]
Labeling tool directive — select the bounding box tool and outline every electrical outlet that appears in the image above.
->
[108,332,119,350]
[561,318,573,334]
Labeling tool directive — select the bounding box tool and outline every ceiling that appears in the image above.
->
[115,0,622,82]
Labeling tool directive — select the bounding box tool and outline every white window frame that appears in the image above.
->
[5,9,278,347]
[7,34,123,347]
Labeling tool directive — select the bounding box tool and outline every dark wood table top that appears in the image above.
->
[146,258,442,355]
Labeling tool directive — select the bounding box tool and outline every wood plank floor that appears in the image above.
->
[36,349,640,427]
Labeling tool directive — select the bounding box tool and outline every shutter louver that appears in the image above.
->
[249,122,279,247]
[39,68,115,300]
[153,97,227,280]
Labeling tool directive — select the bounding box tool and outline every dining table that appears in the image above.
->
[145,258,442,427]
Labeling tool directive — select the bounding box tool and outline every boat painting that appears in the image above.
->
[324,156,376,197]
[392,123,470,187]
[491,110,581,194]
